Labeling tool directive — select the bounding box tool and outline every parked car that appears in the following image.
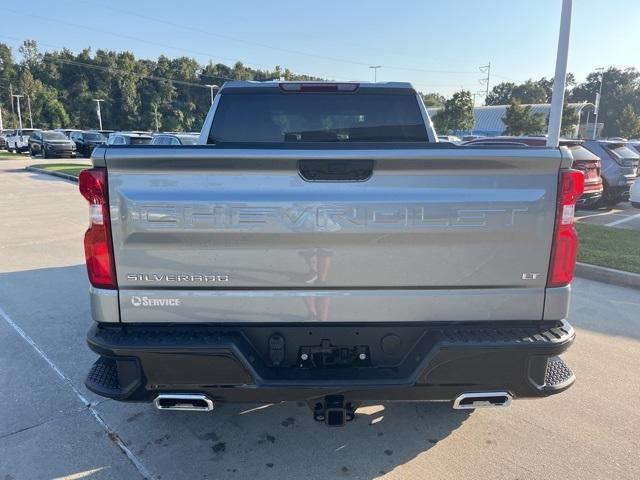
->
[437,135,461,143]
[6,128,40,153]
[463,136,604,207]
[628,140,640,156]
[106,132,152,145]
[150,133,199,145]
[54,128,83,139]
[70,131,107,157]
[28,130,77,158]
[461,135,485,142]
[81,81,580,424]
[0,129,14,150]
[630,178,640,208]
[582,140,639,207]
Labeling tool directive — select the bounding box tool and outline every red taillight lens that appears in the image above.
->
[79,168,117,289]
[547,169,584,287]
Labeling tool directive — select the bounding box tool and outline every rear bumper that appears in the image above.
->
[86,320,576,404]
[578,188,603,206]
[47,150,76,157]
[608,184,632,199]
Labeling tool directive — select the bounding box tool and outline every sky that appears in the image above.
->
[1,0,639,100]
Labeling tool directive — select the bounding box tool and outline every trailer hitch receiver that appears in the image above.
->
[313,395,356,426]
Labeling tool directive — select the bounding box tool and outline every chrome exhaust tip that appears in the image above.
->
[154,394,214,412]
[452,391,512,410]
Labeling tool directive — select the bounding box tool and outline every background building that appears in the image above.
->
[427,103,593,138]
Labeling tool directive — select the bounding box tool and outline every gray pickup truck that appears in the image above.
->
[81,81,582,426]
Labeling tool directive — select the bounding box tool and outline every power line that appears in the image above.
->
[1,34,485,93]
[2,10,339,82]
[42,57,216,88]
[76,0,476,68]
[73,0,482,76]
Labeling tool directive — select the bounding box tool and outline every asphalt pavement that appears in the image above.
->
[1,157,639,480]
[576,201,640,230]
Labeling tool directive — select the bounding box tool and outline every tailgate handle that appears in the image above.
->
[299,159,373,182]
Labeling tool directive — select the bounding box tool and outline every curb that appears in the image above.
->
[26,166,79,183]
[575,262,640,290]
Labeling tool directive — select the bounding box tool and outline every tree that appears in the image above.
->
[512,79,551,104]
[617,105,640,139]
[486,82,516,105]
[420,92,445,107]
[503,99,546,135]
[432,90,474,134]
[570,67,640,137]
[561,102,579,136]
[19,39,42,72]
[486,76,574,106]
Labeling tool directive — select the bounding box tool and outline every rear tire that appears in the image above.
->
[588,182,620,209]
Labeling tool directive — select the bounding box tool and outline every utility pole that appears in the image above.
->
[205,84,219,105]
[93,99,104,130]
[546,0,573,148]
[26,95,33,128]
[12,94,24,130]
[0,105,3,130]
[369,65,381,82]
[9,84,15,127]
[153,104,159,132]
[479,62,491,101]
[592,67,604,140]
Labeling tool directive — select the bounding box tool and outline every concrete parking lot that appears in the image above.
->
[576,201,640,231]
[1,157,639,480]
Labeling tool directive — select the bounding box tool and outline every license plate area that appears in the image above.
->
[297,340,371,368]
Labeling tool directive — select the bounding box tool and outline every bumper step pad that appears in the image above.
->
[87,356,120,391]
[544,356,575,388]
[85,356,141,399]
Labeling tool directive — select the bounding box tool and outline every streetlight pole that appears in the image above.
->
[9,84,15,127]
[12,94,24,130]
[205,84,219,105]
[153,104,159,132]
[93,99,104,130]
[546,0,572,148]
[592,67,604,140]
[369,65,381,82]
[26,95,33,128]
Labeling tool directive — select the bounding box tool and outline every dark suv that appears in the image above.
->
[28,130,77,158]
[582,140,639,207]
[70,131,107,157]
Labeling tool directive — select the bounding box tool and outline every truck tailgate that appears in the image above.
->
[104,146,563,323]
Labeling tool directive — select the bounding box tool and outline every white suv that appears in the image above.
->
[7,129,39,153]
[630,178,640,208]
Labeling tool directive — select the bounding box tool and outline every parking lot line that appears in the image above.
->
[576,211,625,221]
[605,212,640,227]
[0,303,154,480]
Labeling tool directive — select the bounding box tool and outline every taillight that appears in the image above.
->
[547,169,584,287]
[79,168,117,289]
